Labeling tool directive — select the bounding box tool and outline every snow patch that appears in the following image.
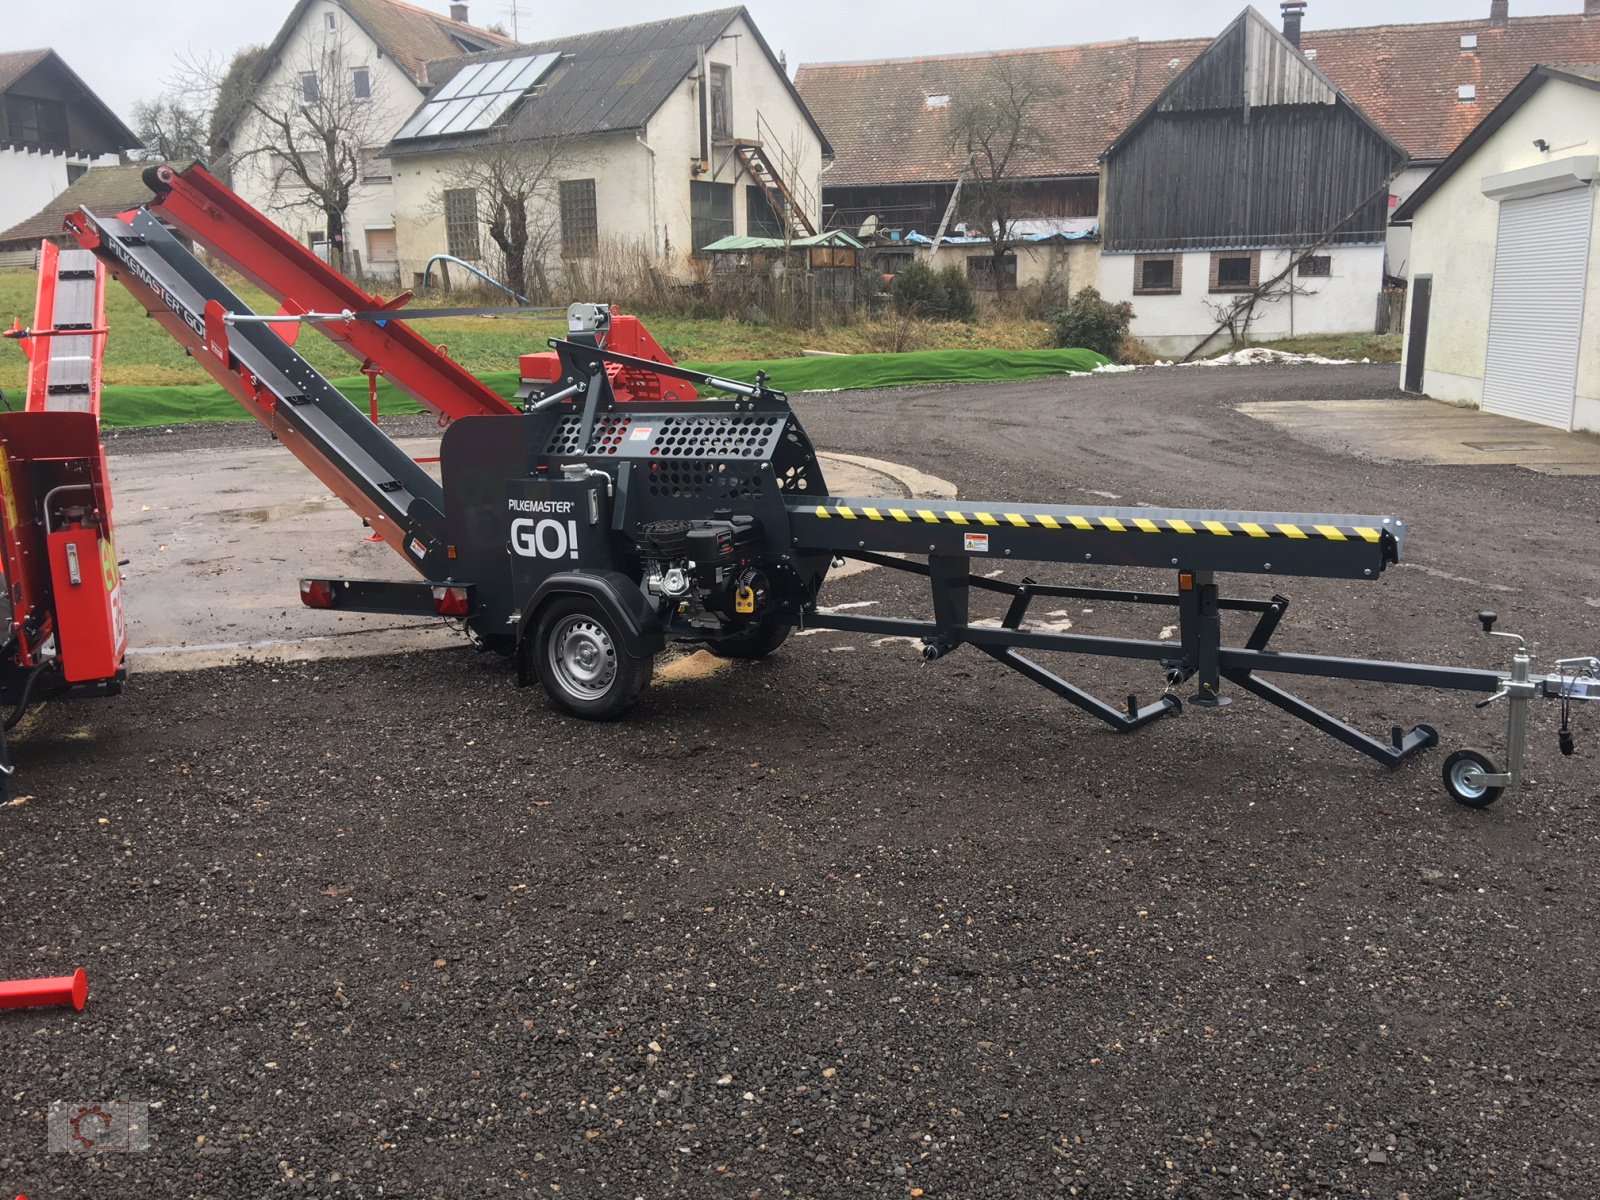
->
[1187,347,1356,367]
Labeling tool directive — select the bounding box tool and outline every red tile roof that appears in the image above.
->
[343,0,514,83]
[797,9,1600,187]
[797,41,1143,187]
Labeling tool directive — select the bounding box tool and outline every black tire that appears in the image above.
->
[1442,747,1504,808]
[532,596,652,720]
[707,619,792,661]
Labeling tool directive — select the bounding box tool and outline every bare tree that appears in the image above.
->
[232,30,391,272]
[948,58,1058,293]
[433,131,586,301]
[131,95,210,163]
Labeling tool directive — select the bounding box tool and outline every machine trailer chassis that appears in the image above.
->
[58,164,1598,810]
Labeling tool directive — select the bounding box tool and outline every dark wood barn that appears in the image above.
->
[1102,7,1405,254]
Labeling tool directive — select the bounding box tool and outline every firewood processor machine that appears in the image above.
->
[8,162,1591,808]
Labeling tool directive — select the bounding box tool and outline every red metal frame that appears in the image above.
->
[8,240,109,415]
[142,163,515,424]
[0,241,124,680]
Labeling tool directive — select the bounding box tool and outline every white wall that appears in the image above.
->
[1100,244,1386,356]
[645,12,826,270]
[0,149,109,233]
[1385,163,1434,279]
[1403,79,1600,433]
[389,131,651,286]
[922,240,1100,293]
[228,0,422,254]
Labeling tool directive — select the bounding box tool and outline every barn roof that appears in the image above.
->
[796,6,1600,187]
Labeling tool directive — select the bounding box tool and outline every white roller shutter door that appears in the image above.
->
[1481,186,1593,430]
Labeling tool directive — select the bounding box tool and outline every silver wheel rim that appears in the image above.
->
[1451,759,1489,800]
[548,615,617,701]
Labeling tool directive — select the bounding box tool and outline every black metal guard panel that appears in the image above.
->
[788,497,1402,580]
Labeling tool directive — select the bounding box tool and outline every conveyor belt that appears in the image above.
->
[788,496,1402,580]
[72,206,452,579]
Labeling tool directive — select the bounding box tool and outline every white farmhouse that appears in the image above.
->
[1394,64,1600,434]
[381,7,832,289]
[0,49,140,240]
[219,0,512,281]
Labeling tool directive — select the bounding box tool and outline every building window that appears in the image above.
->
[4,94,69,151]
[709,64,732,138]
[300,72,321,104]
[1297,255,1332,278]
[66,162,89,184]
[352,67,372,101]
[691,181,734,255]
[359,149,392,182]
[443,188,480,259]
[747,186,784,239]
[1458,84,1477,102]
[1134,254,1181,295]
[560,179,599,258]
[325,11,338,31]
[967,253,1018,291]
[1210,251,1259,293]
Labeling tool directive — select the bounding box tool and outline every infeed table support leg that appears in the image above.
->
[1222,668,1439,767]
[979,645,1182,732]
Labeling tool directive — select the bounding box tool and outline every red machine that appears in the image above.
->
[0,165,698,797]
[0,242,126,795]
[518,312,697,405]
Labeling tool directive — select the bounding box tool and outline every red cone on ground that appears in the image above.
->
[0,968,87,1011]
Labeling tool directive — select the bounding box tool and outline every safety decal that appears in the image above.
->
[810,504,1382,543]
[963,532,989,553]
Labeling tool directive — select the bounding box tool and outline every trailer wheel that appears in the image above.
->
[708,619,791,661]
[534,597,652,719]
[1442,748,1504,808]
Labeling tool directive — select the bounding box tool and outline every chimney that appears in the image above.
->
[1281,1,1307,49]
[1489,0,1508,25]
[450,2,469,21]
[1586,0,1597,15]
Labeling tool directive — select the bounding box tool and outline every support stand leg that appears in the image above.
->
[1223,668,1438,766]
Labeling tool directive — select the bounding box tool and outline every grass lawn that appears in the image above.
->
[0,267,1053,393]
[1243,332,1402,362]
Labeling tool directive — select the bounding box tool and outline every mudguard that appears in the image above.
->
[517,570,664,683]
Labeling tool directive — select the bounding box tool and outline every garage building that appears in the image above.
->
[1395,64,1600,433]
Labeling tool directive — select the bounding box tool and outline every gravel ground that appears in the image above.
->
[4,364,1599,1199]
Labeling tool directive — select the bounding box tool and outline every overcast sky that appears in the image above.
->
[6,0,1586,120]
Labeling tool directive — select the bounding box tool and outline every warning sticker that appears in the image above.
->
[963,532,990,553]
[629,425,655,442]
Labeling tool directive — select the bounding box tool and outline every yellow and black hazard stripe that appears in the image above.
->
[808,504,1384,544]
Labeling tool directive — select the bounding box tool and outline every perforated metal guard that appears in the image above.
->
[540,407,829,504]
[543,411,788,459]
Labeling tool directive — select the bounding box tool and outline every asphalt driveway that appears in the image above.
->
[3,364,1597,1199]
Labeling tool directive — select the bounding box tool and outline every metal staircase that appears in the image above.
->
[735,113,818,240]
